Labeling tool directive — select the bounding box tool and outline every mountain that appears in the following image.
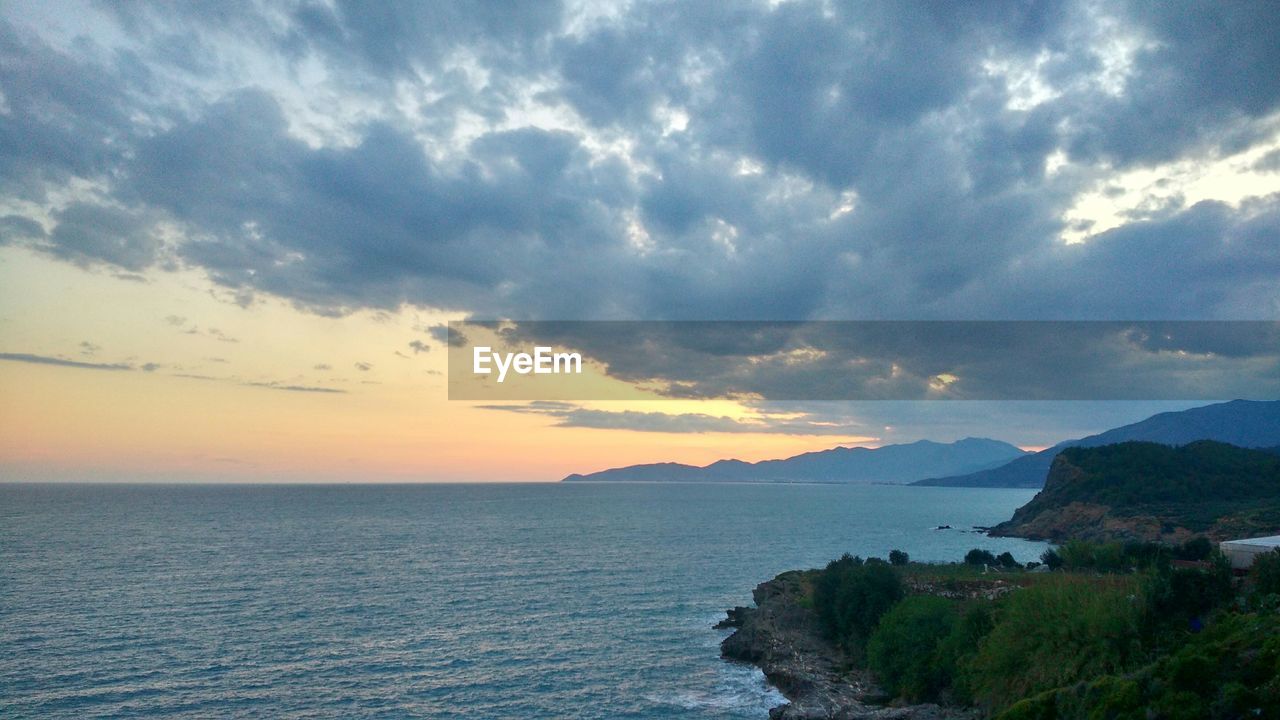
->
[562,437,1028,484]
[913,400,1280,489]
[988,440,1280,542]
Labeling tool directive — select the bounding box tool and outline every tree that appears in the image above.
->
[1041,548,1063,570]
[889,549,910,566]
[965,549,997,566]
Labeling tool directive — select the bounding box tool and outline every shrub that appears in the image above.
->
[812,554,904,658]
[965,575,1145,712]
[889,549,910,566]
[1039,548,1063,570]
[1175,536,1214,562]
[1251,548,1280,597]
[867,595,958,701]
[1142,561,1234,639]
[965,548,997,566]
[935,602,996,705]
[996,551,1019,569]
[993,613,1280,720]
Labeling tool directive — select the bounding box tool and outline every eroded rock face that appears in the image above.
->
[718,571,976,720]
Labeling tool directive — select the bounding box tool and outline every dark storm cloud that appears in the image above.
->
[2,0,1280,329]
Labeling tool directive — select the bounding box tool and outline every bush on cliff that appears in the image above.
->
[812,554,903,658]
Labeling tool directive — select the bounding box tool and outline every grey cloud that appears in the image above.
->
[476,401,869,436]
[481,398,1212,448]
[354,361,372,371]
[0,20,135,201]
[1255,149,1280,173]
[45,202,161,271]
[244,381,346,394]
[408,340,430,354]
[1,2,1279,326]
[479,320,1280,401]
[0,214,46,244]
[0,352,132,370]
[428,324,457,346]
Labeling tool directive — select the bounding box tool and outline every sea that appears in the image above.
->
[0,482,1046,719]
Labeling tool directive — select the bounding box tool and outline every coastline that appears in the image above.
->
[717,571,976,720]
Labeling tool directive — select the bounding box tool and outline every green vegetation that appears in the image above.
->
[966,575,1145,709]
[1000,613,1280,720]
[1053,440,1280,509]
[1253,548,1280,598]
[806,540,1280,717]
[995,441,1280,541]
[812,554,903,659]
[866,595,959,701]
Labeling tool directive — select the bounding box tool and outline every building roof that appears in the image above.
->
[1220,535,1280,549]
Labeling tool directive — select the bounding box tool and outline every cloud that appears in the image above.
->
[0,214,46,244]
[2,2,1279,325]
[79,341,99,356]
[476,401,872,436]
[470,320,1280,402]
[243,381,346,394]
[0,352,132,371]
[1255,149,1280,173]
[166,316,240,343]
[43,202,162,271]
[432,324,467,347]
[408,340,430,354]
[354,361,372,371]
[477,398,1212,447]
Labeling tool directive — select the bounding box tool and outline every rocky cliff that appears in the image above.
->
[717,571,975,720]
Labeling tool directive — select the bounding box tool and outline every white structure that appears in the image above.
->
[1219,535,1280,570]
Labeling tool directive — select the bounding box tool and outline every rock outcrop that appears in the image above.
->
[718,571,975,720]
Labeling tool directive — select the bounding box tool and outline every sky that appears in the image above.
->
[1,1,1279,482]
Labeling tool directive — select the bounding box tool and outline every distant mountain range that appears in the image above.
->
[913,399,1280,489]
[561,437,1028,484]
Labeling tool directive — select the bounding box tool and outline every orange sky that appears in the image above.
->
[0,247,881,482]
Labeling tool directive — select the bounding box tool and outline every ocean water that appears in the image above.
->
[0,482,1045,719]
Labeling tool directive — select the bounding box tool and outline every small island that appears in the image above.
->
[721,440,1280,719]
